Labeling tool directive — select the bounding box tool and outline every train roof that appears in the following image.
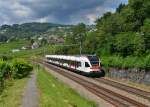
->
[45,55,98,62]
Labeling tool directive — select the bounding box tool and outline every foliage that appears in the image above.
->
[95,0,149,56]
[0,58,33,93]
[64,23,86,54]
[114,32,145,56]
[0,55,13,61]
[0,60,12,79]
[65,23,86,45]
[141,18,150,51]
[41,38,48,46]
[0,60,12,92]
[144,54,150,70]
[83,32,98,54]
[12,59,33,79]
[116,3,126,13]
[101,55,150,70]
[0,34,7,42]
[73,23,86,43]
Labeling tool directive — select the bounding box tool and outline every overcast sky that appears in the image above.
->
[0,0,128,25]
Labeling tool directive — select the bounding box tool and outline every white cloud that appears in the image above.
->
[86,14,97,24]
[11,1,32,17]
[35,17,49,23]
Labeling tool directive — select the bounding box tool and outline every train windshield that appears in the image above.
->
[87,56,99,65]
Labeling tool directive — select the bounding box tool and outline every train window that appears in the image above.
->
[77,61,81,67]
[85,62,90,67]
[47,57,51,60]
[87,56,99,65]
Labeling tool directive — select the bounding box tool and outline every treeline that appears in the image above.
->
[64,0,150,57]
[0,57,33,93]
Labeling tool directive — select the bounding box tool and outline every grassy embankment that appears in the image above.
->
[0,78,28,107]
[36,66,96,107]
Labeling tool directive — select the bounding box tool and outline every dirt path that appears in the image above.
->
[21,72,39,107]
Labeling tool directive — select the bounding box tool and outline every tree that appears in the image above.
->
[116,3,126,13]
[30,39,34,45]
[73,23,86,43]
[65,23,86,44]
[64,23,86,54]
[141,18,150,51]
[41,38,47,46]
[0,34,7,42]
[133,33,145,55]
[114,32,145,56]
[83,32,98,54]
[128,0,150,31]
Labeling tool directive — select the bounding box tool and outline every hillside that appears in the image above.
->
[0,22,74,42]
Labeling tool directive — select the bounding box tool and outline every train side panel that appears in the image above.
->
[45,55,105,77]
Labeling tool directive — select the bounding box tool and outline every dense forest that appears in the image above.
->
[64,0,150,57]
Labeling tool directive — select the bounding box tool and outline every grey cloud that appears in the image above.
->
[0,0,128,25]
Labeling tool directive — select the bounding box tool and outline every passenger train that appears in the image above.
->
[45,55,105,77]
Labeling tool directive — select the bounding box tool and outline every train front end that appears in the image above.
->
[86,55,105,77]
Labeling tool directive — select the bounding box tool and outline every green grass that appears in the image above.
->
[36,66,96,107]
[12,45,54,58]
[0,78,28,107]
[0,40,29,54]
[0,40,55,58]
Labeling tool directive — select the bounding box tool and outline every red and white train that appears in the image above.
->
[45,55,105,77]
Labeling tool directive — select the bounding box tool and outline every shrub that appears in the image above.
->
[0,60,12,92]
[101,55,150,70]
[0,55,13,61]
[12,59,33,79]
[144,54,150,70]
[0,60,12,78]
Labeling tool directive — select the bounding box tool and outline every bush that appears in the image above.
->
[144,54,150,70]
[0,60,12,92]
[0,60,12,78]
[101,55,150,70]
[0,55,13,61]
[12,59,33,79]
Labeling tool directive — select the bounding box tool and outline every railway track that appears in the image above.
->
[37,60,148,107]
[96,78,150,100]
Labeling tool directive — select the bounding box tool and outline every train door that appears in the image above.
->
[79,61,89,73]
[84,62,90,73]
[77,61,84,72]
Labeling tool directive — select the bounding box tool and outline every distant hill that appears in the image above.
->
[0,22,74,42]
